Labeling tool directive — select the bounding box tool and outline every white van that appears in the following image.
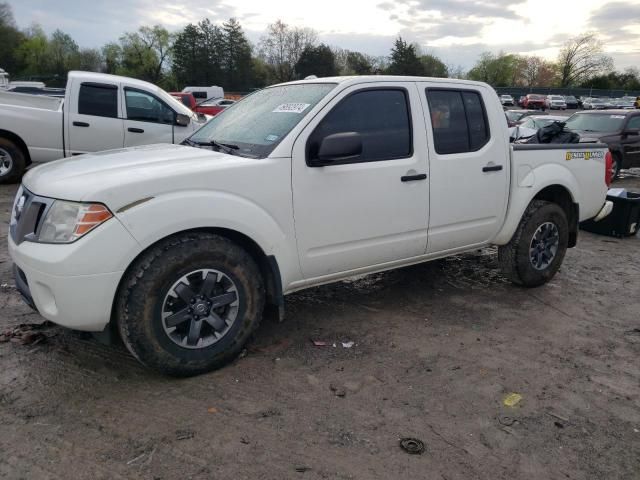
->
[182,85,224,102]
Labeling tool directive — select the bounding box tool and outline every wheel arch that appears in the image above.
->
[0,129,31,165]
[109,227,285,338]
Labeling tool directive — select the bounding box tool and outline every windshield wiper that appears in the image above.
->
[183,138,239,155]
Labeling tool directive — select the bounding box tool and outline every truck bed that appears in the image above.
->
[0,90,63,111]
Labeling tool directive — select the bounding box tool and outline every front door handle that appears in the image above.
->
[401,173,427,182]
[73,121,90,127]
[128,127,144,133]
[482,164,503,172]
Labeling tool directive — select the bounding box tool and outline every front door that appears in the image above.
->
[292,83,430,280]
[122,88,176,147]
[418,84,509,253]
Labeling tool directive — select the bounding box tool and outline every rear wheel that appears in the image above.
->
[498,200,569,287]
[116,232,265,376]
[0,137,27,184]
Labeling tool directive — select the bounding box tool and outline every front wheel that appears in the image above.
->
[498,200,569,287]
[116,233,265,376]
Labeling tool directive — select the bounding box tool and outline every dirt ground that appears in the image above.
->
[1,173,639,480]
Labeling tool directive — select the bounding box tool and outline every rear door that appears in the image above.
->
[418,84,509,253]
[67,81,124,155]
[292,83,430,280]
[122,88,176,147]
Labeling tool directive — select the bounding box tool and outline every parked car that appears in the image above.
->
[582,97,611,110]
[509,115,567,140]
[517,95,527,107]
[0,71,209,183]
[504,109,546,127]
[182,85,224,103]
[565,110,640,178]
[195,97,236,116]
[564,95,579,109]
[170,92,198,111]
[545,95,567,110]
[609,97,635,109]
[8,75,612,376]
[500,94,514,106]
[522,93,546,110]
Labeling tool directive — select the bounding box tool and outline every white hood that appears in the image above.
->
[22,143,258,207]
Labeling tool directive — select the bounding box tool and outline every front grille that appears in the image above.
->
[9,188,54,245]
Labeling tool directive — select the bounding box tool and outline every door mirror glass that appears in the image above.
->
[313,132,362,166]
[176,113,191,127]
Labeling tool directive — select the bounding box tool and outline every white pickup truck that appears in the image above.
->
[0,71,208,183]
[9,76,613,376]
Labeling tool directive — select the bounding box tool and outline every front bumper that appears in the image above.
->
[8,218,140,332]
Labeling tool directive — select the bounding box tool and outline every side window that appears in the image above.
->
[192,91,207,99]
[78,83,118,118]
[125,89,174,124]
[309,89,412,163]
[426,89,489,155]
[627,116,640,129]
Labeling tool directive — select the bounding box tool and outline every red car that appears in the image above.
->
[194,98,236,116]
[170,92,198,111]
[522,94,546,110]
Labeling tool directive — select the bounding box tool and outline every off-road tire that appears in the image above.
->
[0,137,27,184]
[115,232,265,376]
[498,200,569,287]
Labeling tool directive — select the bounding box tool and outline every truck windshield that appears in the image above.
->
[565,113,625,132]
[189,83,337,158]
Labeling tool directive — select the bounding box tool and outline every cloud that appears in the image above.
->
[588,2,640,43]
[379,0,525,20]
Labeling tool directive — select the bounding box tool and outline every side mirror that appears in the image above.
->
[623,128,639,136]
[175,113,191,127]
[310,132,363,166]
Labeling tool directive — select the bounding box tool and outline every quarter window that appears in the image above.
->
[125,89,175,124]
[309,89,412,163]
[78,83,118,118]
[426,89,489,154]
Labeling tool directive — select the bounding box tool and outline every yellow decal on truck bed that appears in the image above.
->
[566,151,604,161]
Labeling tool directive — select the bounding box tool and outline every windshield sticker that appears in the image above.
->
[265,134,279,142]
[273,103,310,114]
[610,115,626,119]
[565,151,604,161]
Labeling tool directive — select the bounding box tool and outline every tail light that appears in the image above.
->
[605,151,613,187]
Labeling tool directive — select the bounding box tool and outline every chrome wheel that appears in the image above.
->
[161,269,239,349]
[0,147,13,177]
[529,222,559,270]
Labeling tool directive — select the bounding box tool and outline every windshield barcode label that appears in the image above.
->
[273,103,310,113]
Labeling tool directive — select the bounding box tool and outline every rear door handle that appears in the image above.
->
[401,173,427,182]
[73,121,90,127]
[482,165,503,172]
[128,127,144,133]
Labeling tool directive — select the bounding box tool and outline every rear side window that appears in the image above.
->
[309,89,412,162]
[192,91,207,99]
[426,89,489,155]
[78,83,118,118]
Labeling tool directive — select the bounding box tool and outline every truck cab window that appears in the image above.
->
[309,89,412,162]
[426,89,489,154]
[125,89,175,124]
[78,83,118,118]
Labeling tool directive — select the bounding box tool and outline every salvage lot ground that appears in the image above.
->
[1,173,640,480]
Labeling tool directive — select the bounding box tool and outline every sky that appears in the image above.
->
[9,0,640,70]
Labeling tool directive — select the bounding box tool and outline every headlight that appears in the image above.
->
[37,200,112,243]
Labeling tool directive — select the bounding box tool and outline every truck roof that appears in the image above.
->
[274,75,491,90]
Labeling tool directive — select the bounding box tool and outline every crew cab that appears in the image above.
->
[8,76,613,376]
[0,71,208,183]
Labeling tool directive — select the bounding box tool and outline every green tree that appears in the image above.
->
[76,48,103,72]
[16,24,49,76]
[295,43,337,78]
[467,51,520,86]
[119,25,173,85]
[420,54,447,77]
[387,37,424,76]
[172,23,204,86]
[0,2,24,75]
[221,18,253,90]
[346,51,373,75]
[102,42,122,74]
[47,29,80,79]
[557,33,613,87]
[259,19,317,82]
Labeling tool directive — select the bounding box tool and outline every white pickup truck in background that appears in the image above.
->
[0,71,209,183]
[9,76,613,376]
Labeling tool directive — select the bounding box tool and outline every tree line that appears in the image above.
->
[0,2,638,92]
